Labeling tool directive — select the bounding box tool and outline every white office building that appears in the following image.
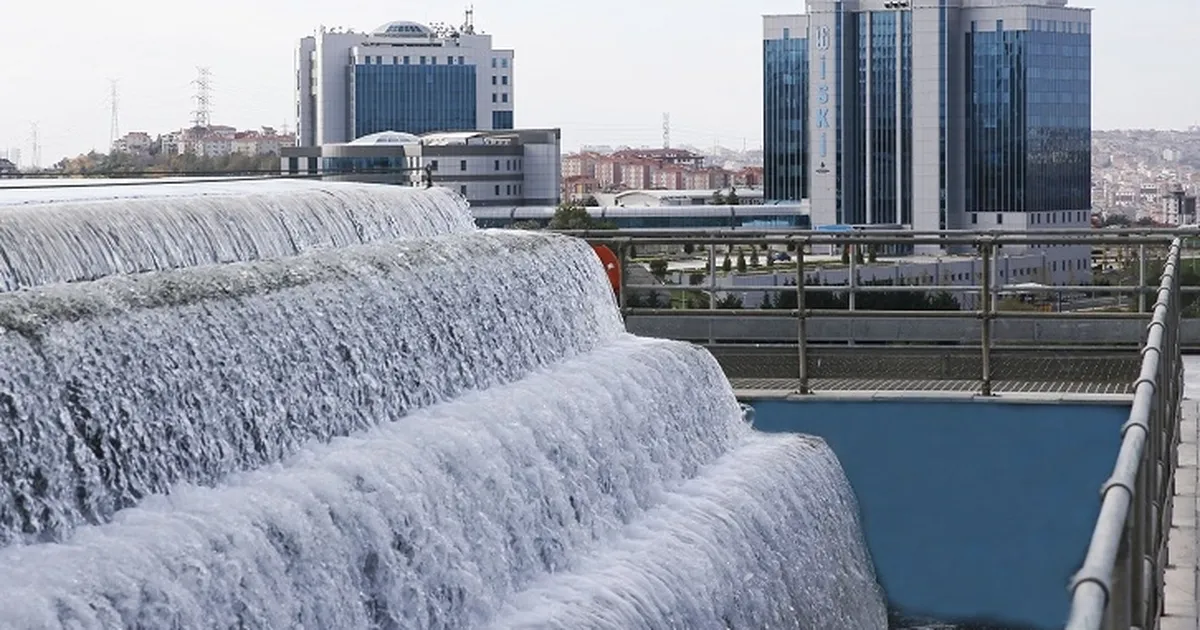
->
[281,128,560,208]
[296,13,515,147]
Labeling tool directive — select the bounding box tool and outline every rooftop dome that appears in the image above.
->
[372,21,434,38]
[348,131,420,146]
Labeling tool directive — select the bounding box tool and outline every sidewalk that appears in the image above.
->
[1162,358,1200,629]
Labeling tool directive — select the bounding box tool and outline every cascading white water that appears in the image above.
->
[0,338,753,629]
[0,181,473,291]
[0,181,892,629]
[488,434,888,630]
[0,232,623,545]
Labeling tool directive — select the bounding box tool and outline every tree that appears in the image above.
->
[841,247,851,264]
[710,190,727,205]
[867,245,878,263]
[549,203,598,230]
[508,220,541,230]
[726,188,740,206]
[689,272,706,286]
[649,258,669,280]
[582,194,600,207]
[737,253,748,273]
[722,255,732,273]
[766,254,775,268]
[683,243,695,255]
[716,294,744,309]
[749,249,760,268]
[855,246,865,265]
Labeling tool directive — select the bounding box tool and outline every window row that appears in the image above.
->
[362,55,467,66]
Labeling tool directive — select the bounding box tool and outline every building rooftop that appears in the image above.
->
[372,21,433,38]
[348,131,421,146]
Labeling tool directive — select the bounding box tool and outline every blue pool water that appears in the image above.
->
[751,398,1130,629]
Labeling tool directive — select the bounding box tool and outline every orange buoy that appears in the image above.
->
[592,244,621,293]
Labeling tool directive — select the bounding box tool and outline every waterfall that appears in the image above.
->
[0,182,473,291]
[488,435,887,630]
[0,232,622,545]
[0,180,889,629]
[0,338,751,629]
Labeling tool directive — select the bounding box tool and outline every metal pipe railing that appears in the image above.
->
[597,229,1189,626]
[599,229,1188,627]
[1065,239,1183,630]
[599,230,1191,397]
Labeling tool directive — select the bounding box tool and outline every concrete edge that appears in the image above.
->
[734,389,1135,405]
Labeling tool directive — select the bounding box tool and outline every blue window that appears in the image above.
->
[502,76,509,86]
[351,63,477,136]
[763,33,808,202]
[501,93,508,103]
[965,26,1090,213]
[493,111,514,129]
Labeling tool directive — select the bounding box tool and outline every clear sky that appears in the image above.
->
[0,0,1195,165]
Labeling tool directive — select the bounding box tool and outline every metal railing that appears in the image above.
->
[1065,238,1184,629]
[567,228,1197,396]
[564,227,1190,628]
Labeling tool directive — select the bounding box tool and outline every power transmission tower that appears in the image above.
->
[29,123,41,169]
[662,112,671,149]
[109,79,120,149]
[192,67,213,129]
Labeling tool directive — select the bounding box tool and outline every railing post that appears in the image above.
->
[796,239,810,395]
[849,239,858,312]
[980,240,993,396]
[1138,244,1147,314]
[707,241,717,345]
[1133,429,1151,625]
[1104,524,1133,630]
[617,240,629,317]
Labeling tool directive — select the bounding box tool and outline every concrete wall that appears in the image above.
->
[750,399,1130,628]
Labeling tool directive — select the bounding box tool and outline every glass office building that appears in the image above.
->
[766,1,1092,237]
[965,18,1091,218]
[352,64,478,137]
[297,19,515,146]
[763,16,810,203]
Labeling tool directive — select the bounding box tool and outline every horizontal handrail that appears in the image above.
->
[593,229,1188,626]
[1065,239,1182,629]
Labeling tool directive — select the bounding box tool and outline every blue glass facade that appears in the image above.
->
[492,110,514,130]
[966,21,1091,212]
[351,64,477,137]
[763,35,809,202]
[844,11,912,226]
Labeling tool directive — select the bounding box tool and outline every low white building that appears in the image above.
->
[281,128,560,207]
[595,188,766,207]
